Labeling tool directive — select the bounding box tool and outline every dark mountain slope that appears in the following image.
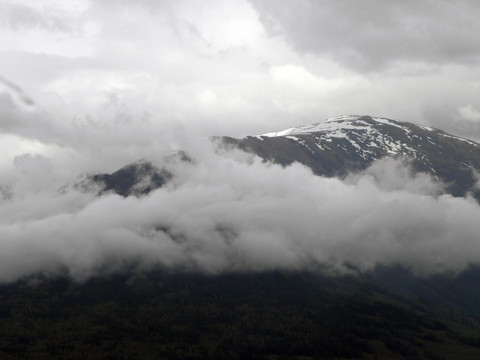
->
[2,271,480,360]
[369,265,480,319]
[221,115,480,198]
[80,160,171,197]
[75,151,190,197]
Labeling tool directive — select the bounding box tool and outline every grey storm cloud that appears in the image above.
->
[248,0,480,71]
[1,144,480,283]
[0,76,35,106]
[0,2,72,32]
[3,0,480,143]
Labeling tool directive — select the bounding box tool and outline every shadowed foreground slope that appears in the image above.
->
[1,272,480,360]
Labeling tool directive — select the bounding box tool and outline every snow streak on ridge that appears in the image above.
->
[255,115,480,161]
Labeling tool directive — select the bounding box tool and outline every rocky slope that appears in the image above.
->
[221,115,480,198]
[74,150,190,197]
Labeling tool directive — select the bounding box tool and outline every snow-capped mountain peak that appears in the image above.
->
[256,115,479,161]
[57,115,480,201]
[260,115,402,137]
[219,115,480,199]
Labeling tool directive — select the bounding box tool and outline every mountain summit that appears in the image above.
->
[222,115,480,199]
[76,115,480,200]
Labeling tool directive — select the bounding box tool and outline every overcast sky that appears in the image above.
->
[3,1,480,281]
[2,0,480,175]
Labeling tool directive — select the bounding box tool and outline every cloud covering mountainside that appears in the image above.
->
[2,133,480,283]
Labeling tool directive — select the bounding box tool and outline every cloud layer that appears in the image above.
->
[1,145,480,283]
[249,0,480,71]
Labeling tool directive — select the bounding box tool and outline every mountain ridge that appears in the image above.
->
[57,114,480,201]
[220,115,480,199]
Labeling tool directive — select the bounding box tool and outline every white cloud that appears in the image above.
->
[459,105,480,122]
[196,89,218,108]
[0,147,480,282]
[269,64,345,95]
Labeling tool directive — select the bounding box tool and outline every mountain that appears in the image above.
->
[221,115,480,199]
[217,115,480,320]
[63,115,480,320]
[3,271,480,360]
[7,116,480,359]
[78,115,480,200]
[78,160,171,197]
[74,150,190,197]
